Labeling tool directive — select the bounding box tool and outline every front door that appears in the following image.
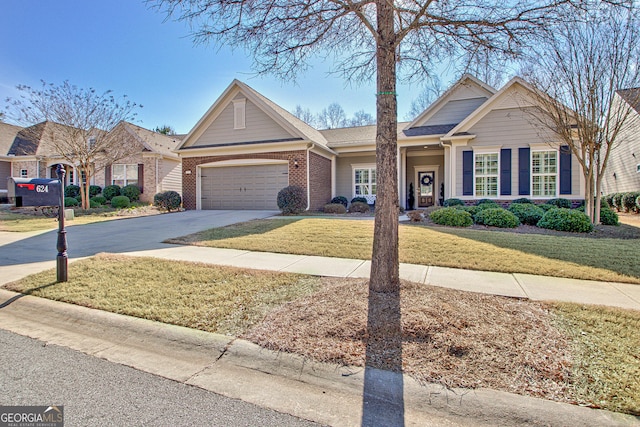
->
[417,171,435,208]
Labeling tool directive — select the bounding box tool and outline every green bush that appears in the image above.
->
[91,196,107,206]
[153,191,182,212]
[508,203,545,226]
[537,208,593,232]
[612,193,624,211]
[64,185,80,198]
[64,197,78,207]
[577,203,619,226]
[547,198,572,209]
[458,205,479,217]
[110,195,131,209]
[512,198,533,204]
[474,208,520,228]
[604,194,615,208]
[430,207,473,227]
[89,199,101,209]
[443,198,464,207]
[277,185,307,215]
[348,201,370,213]
[323,203,347,214]
[350,196,368,204]
[330,196,348,207]
[539,204,556,211]
[89,185,102,198]
[122,184,141,202]
[637,194,640,211]
[622,192,640,212]
[476,199,498,207]
[103,185,121,201]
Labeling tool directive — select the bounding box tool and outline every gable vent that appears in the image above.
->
[233,98,246,130]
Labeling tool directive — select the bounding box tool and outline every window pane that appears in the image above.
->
[126,165,138,180]
[112,164,125,180]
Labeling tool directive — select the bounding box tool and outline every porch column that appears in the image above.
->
[400,148,407,209]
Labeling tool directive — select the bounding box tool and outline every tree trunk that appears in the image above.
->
[370,0,400,293]
[80,165,90,210]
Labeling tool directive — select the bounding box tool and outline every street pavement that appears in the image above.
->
[1,210,640,426]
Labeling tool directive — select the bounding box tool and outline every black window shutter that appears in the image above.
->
[559,145,571,195]
[518,147,530,195]
[500,149,512,196]
[138,164,144,193]
[105,164,111,185]
[462,150,473,196]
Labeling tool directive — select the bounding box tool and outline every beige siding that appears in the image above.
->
[160,159,182,195]
[602,112,640,194]
[335,154,376,200]
[192,99,295,147]
[425,98,487,126]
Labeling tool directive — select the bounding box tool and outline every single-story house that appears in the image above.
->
[0,121,182,204]
[601,87,640,194]
[176,74,584,210]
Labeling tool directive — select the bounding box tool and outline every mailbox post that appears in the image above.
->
[56,165,67,282]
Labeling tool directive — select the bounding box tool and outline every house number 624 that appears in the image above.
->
[36,185,49,193]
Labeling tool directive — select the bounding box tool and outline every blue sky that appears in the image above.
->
[0,0,439,134]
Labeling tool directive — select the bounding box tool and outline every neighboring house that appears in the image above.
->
[0,121,182,204]
[602,88,640,194]
[177,75,584,210]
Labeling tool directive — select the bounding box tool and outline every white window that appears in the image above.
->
[475,153,499,197]
[532,150,557,197]
[636,164,640,173]
[233,98,246,130]
[112,164,138,187]
[20,169,28,178]
[353,166,376,201]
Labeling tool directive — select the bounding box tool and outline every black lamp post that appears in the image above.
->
[56,164,68,282]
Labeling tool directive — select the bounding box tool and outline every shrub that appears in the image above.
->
[578,203,619,226]
[87,185,100,198]
[89,199,101,209]
[539,204,556,211]
[430,207,473,227]
[348,201,370,213]
[350,196,368,204]
[154,191,182,212]
[547,198,572,209]
[330,196,348,208]
[277,185,307,215]
[604,194,615,208]
[64,197,79,207]
[622,192,640,212]
[637,194,640,211]
[122,184,141,202]
[64,185,80,198]
[512,198,533,204]
[443,198,464,207]
[537,208,593,232]
[103,185,121,201]
[474,208,520,228]
[508,203,545,226]
[110,195,131,209]
[91,196,107,206]
[476,199,498,207]
[458,205,479,217]
[612,193,624,211]
[407,211,423,222]
[323,203,347,214]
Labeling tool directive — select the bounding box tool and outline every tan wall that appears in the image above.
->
[11,160,38,178]
[602,111,640,194]
[334,154,376,201]
[160,159,182,195]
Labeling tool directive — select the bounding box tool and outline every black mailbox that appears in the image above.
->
[8,177,62,207]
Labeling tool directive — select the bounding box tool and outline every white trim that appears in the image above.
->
[530,148,559,198]
[473,151,500,198]
[198,159,288,168]
[351,163,377,203]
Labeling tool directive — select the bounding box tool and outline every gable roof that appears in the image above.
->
[120,122,182,158]
[178,80,329,151]
[6,121,74,156]
[0,122,25,156]
[617,88,640,114]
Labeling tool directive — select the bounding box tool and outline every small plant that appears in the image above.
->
[350,196,368,204]
[64,197,79,207]
[330,196,348,208]
[103,185,121,201]
[154,191,182,212]
[637,194,640,211]
[122,184,141,202]
[622,192,640,212]
[508,203,545,226]
[612,193,624,211]
[407,210,423,222]
[323,203,347,214]
[348,201,370,213]
[277,185,307,215]
[91,196,107,206]
[539,204,557,211]
[512,198,533,204]
[110,195,131,209]
[443,198,464,207]
[604,194,615,208]
[459,205,479,217]
[89,199,102,209]
[474,208,520,228]
[547,198,572,209]
[537,208,593,232]
[89,185,102,198]
[64,185,80,198]
[430,207,473,227]
[476,199,498,207]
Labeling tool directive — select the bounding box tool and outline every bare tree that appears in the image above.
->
[317,102,348,129]
[404,78,444,120]
[155,124,177,135]
[291,105,317,127]
[152,0,576,292]
[522,2,640,224]
[4,81,141,209]
[349,109,375,127]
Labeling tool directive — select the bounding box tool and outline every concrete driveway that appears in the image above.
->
[0,210,277,283]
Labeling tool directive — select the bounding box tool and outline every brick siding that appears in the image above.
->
[309,152,332,210]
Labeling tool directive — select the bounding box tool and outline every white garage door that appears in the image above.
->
[200,164,289,209]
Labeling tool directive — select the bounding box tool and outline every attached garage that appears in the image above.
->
[200,163,289,209]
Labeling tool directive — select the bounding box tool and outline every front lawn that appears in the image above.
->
[4,254,639,416]
[166,218,640,284]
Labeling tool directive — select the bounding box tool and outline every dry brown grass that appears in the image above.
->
[244,278,573,402]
